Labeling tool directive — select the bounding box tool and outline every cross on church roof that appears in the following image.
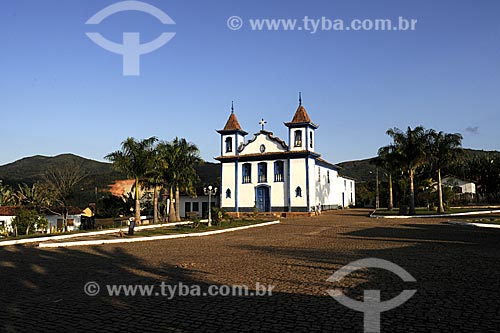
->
[259,118,267,131]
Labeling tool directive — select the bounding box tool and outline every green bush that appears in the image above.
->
[11,210,48,235]
[211,207,227,225]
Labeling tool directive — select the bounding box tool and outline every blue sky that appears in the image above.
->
[1,0,499,166]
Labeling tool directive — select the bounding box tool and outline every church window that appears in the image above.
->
[294,130,302,147]
[318,168,321,182]
[258,162,267,183]
[295,186,302,197]
[310,132,313,148]
[274,161,284,182]
[242,164,251,183]
[327,170,330,183]
[226,188,231,198]
[225,137,232,153]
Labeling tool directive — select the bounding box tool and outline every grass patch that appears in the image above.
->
[126,219,273,238]
[465,218,500,225]
[0,229,90,241]
[0,219,277,242]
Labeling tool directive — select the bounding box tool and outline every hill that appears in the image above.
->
[0,154,124,187]
[0,154,221,195]
[337,157,378,182]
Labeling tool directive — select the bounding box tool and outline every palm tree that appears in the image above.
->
[142,148,167,223]
[105,137,158,223]
[156,138,201,222]
[156,141,178,222]
[377,146,402,211]
[429,131,463,213]
[385,126,431,215]
[172,138,202,221]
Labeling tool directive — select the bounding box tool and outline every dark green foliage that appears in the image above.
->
[11,209,48,235]
[211,207,227,225]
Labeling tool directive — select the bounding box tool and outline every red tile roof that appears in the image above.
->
[0,206,20,216]
[223,112,243,131]
[290,105,311,123]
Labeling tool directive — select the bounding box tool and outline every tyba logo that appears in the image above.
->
[85,1,176,76]
[327,258,417,333]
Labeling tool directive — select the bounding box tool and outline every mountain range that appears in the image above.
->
[1,149,499,190]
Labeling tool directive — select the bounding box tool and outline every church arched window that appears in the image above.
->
[226,188,231,198]
[310,132,313,148]
[242,163,251,183]
[225,137,233,153]
[294,130,302,147]
[295,186,302,197]
[258,162,267,183]
[274,161,284,182]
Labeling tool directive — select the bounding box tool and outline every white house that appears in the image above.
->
[0,206,18,234]
[44,207,83,232]
[179,190,219,218]
[0,206,82,234]
[442,176,476,196]
[215,97,355,214]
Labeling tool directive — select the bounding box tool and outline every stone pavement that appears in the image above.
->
[1,209,499,332]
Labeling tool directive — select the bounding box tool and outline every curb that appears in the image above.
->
[446,221,500,229]
[0,222,193,247]
[370,209,500,219]
[38,220,281,248]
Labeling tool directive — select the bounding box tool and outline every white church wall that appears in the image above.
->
[221,163,236,209]
[289,158,308,210]
[233,159,289,211]
[307,158,317,211]
[336,177,355,207]
[238,161,258,209]
[240,134,287,155]
[314,165,339,210]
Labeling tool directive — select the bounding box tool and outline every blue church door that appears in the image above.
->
[256,186,270,212]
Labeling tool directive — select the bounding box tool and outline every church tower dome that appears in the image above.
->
[284,93,318,152]
[217,102,248,156]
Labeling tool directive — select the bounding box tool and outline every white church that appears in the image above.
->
[215,95,355,214]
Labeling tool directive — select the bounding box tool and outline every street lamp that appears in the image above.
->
[203,185,218,227]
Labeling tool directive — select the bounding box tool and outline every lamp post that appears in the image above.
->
[204,185,218,227]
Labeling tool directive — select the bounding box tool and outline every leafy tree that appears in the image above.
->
[43,162,88,231]
[15,182,51,212]
[428,131,463,213]
[105,137,158,223]
[0,183,17,206]
[11,209,48,235]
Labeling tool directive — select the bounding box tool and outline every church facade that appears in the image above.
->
[215,98,355,214]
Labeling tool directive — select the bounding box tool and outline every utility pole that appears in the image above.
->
[375,168,380,209]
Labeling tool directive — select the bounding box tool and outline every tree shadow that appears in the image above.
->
[232,222,500,332]
[2,217,499,332]
[0,244,359,332]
